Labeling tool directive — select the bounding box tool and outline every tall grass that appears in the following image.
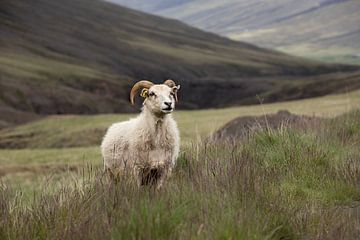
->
[1,111,360,239]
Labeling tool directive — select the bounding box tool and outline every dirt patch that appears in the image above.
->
[0,164,79,178]
[211,110,323,141]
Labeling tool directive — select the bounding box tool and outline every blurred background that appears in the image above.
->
[109,0,360,64]
[1,0,360,129]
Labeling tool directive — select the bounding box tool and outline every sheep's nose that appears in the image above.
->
[164,101,172,107]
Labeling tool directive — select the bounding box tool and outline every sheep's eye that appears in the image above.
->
[149,92,156,97]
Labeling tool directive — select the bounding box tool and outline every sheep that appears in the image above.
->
[101,79,181,189]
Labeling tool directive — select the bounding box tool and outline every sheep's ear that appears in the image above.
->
[172,85,180,92]
[172,85,180,102]
[140,88,149,98]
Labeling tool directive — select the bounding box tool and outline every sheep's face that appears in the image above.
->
[143,85,180,115]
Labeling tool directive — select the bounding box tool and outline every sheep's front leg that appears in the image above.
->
[134,166,143,187]
[156,166,172,190]
[105,167,122,183]
[155,173,165,190]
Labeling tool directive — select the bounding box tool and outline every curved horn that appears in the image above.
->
[130,80,154,105]
[164,79,179,102]
[164,79,176,88]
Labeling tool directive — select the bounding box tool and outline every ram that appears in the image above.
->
[101,80,180,189]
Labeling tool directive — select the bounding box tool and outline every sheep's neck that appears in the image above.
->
[142,108,170,133]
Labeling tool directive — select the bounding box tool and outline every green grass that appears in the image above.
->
[314,55,360,66]
[0,53,104,79]
[135,36,276,69]
[0,93,360,239]
[0,147,100,166]
[0,110,360,239]
[0,147,101,201]
[277,45,360,66]
[1,89,359,148]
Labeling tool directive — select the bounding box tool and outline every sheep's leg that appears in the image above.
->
[155,168,170,190]
[134,167,144,187]
[104,168,115,181]
[105,167,123,183]
[156,176,165,190]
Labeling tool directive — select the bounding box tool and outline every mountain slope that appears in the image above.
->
[109,0,360,64]
[0,0,359,128]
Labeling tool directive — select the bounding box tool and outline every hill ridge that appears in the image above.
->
[1,0,359,128]
[109,0,360,63]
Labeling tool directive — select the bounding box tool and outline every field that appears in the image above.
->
[0,90,360,239]
[2,1,360,239]
[1,89,359,149]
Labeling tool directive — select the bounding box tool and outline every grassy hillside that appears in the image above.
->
[1,0,360,128]
[0,90,358,200]
[0,91,359,239]
[1,109,360,239]
[110,0,360,64]
[1,89,359,149]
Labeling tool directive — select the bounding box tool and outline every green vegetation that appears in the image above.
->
[0,54,104,79]
[1,109,360,239]
[1,1,360,237]
[1,89,359,148]
[0,147,100,166]
[277,45,360,66]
